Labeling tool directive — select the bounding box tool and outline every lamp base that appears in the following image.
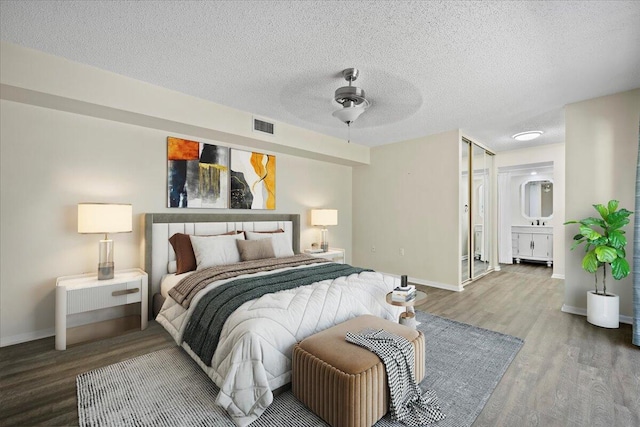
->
[321,242,329,252]
[98,262,114,280]
[98,239,114,280]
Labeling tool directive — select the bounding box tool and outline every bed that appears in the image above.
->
[144,213,402,426]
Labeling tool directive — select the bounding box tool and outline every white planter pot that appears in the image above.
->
[586,291,619,328]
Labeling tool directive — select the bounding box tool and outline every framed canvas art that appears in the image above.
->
[230,149,276,209]
[167,137,229,208]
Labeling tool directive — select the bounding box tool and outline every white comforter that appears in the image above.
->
[156,264,402,426]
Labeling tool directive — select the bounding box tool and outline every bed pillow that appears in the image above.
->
[189,233,246,270]
[169,230,240,274]
[245,230,294,258]
[236,238,276,261]
[167,260,177,274]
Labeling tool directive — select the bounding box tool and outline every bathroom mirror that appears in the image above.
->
[521,179,553,220]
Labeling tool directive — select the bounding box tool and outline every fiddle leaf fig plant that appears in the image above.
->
[564,200,633,295]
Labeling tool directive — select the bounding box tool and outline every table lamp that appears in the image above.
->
[310,209,338,252]
[78,203,132,280]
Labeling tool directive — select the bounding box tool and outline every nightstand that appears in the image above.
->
[305,248,346,264]
[385,290,427,329]
[55,268,147,350]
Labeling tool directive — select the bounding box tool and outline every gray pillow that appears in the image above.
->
[237,238,276,261]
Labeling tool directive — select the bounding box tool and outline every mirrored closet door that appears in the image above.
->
[461,137,494,285]
[460,139,471,283]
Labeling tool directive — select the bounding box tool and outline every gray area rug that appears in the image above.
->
[77,311,523,426]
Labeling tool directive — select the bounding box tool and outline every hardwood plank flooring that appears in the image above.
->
[415,263,639,427]
[0,323,175,426]
[1,264,638,426]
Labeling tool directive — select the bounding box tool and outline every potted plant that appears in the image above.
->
[564,200,633,328]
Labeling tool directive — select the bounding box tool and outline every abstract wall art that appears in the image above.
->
[230,149,276,209]
[167,137,229,208]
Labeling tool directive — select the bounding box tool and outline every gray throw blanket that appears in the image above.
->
[346,329,446,426]
[184,263,372,366]
[169,254,330,309]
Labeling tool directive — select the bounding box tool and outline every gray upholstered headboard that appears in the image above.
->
[143,213,300,316]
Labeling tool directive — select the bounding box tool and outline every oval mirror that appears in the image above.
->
[521,179,553,220]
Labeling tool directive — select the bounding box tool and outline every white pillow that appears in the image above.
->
[167,260,177,274]
[190,233,245,270]
[245,231,294,258]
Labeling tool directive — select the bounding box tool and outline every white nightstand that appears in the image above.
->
[55,268,148,350]
[305,248,346,264]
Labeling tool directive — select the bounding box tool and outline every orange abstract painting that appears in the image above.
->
[230,149,276,209]
[167,137,229,208]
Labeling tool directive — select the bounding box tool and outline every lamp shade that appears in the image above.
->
[78,203,132,234]
[311,209,338,226]
[332,105,367,124]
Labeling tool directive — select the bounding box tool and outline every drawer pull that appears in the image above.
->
[112,288,139,297]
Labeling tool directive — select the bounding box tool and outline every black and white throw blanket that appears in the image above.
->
[346,328,446,426]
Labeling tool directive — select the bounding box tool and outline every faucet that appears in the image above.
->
[536,219,540,226]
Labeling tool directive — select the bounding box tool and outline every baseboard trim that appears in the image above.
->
[1,327,54,348]
[561,304,632,325]
[551,273,565,279]
[381,272,463,292]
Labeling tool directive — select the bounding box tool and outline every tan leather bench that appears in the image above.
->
[292,315,425,427]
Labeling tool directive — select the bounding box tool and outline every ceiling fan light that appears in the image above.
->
[512,131,543,141]
[332,105,367,124]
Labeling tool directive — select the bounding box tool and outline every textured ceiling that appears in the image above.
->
[1,1,639,151]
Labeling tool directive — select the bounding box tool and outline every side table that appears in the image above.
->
[304,248,345,264]
[385,290,427,329]
[55,268,148,350]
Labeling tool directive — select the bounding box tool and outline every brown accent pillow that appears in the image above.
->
[236,238,276,261]
[169,231,240,274]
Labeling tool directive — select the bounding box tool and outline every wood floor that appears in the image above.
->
[1,264,638,426]
[416,263,639,427]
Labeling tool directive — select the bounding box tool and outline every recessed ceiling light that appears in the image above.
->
[531,171,538,175]
[512,131,543,141]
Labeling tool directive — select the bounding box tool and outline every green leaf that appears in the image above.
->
[616,248,626,258]
[608,230,627,248]
[564,220,578,225]
[611,257,630,280]
[593,204,609,220]
[607,200,619,213]
[580,217,606,227]
[573,234,584,241]
[579,225,601,240]
[582,250,599,273]
[571,239,585,250]
[595,246,617,263]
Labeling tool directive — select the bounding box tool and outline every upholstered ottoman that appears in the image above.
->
[292,315,425,427]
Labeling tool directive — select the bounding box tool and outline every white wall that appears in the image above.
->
[495,144,565,278]
[0,43,359,346]
[352,130,461,290]
[564,89,640,318]
[1,42,369,166]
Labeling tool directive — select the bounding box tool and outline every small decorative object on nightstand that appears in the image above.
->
[304,247,345,264]
[55,268,147,350]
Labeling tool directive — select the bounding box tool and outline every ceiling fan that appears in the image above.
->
[332,68,371,128]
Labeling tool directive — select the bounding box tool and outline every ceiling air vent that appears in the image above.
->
[253,117,275,136]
